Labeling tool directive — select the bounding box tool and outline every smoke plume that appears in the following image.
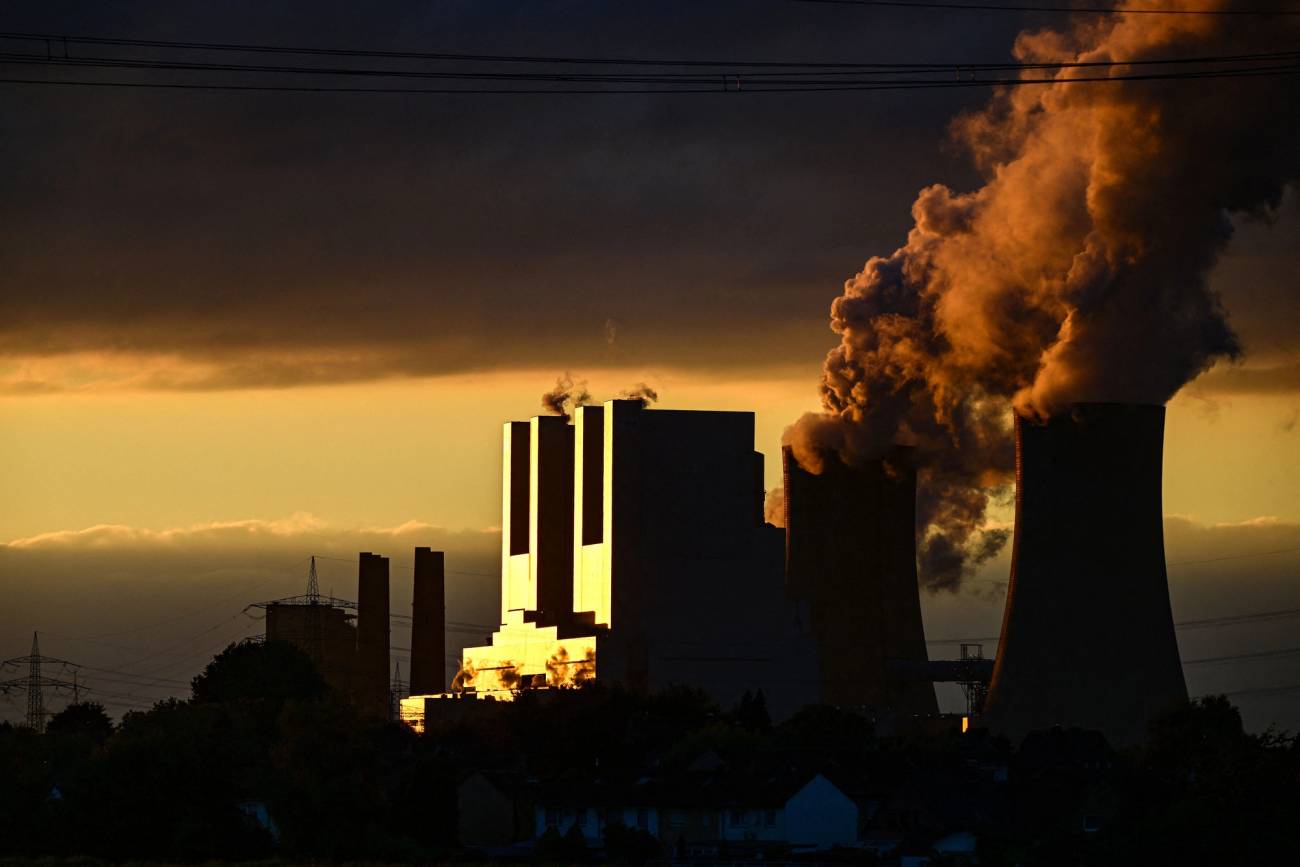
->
[542,374,662,419]
[619,382,660,407]
[540,372,592,421]
[764,487,786,528]
[787,1,1299,591]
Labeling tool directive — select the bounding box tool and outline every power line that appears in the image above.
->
[928,602,1300,644]
[1168,544,1300,566]
[1175,606,1300,630]
[1184,645,1300,665]
[0,31,1294,95]
[4,64,1294,96]
[3,31,1297,66]
[1216,682,1300,698]
[4,47,1296,78]
[65,564,301,640]
[788,0,1300,14]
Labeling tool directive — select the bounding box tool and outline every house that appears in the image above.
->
[528,768,860,852]
[716,773,858,849]
[532,777,660,843]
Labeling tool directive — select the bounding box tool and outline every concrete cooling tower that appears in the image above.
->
[982,403,1187,746]
[783,446,938,715]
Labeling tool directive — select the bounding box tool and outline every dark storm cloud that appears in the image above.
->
[0,0,1018,388]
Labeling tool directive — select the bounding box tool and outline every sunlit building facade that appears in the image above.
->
[403,399,821,724]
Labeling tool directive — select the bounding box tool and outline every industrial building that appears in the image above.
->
[783,446,939,716]
[264,599,358,696]
[404,399,943,723]
[981,403,1188,746]
[392,397,1191,745]
[262,552,397,719]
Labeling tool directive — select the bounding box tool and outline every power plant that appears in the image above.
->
[783,446,938,716]
[982,403,1188,745]
[369,397,1187,746]
[401,399,954,727]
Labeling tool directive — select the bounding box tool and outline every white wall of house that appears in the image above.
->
[783,775,859,848]
[534,805,658,842]
[719,806,786,843]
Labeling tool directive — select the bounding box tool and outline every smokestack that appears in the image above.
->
[982,404,1187,746]
[410,547,445,696]
[783,446,937,714]
[356,551,390,718]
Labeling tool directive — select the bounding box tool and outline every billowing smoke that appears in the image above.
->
[497,661,522,692]
[619,382,660,407]
[450,658,477,692]
[764,487,786,528]
[542,373,662,419]
[541,372,591,421]
[788,2,1299,591]
[545,645,596,687]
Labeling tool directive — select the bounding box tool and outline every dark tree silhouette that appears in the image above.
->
[46,702,113,744]
[192,639,326,706]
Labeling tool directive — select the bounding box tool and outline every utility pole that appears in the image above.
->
[1,632,81,733]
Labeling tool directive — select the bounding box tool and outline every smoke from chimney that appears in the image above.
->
[764,487,786,528]
[787,3,1299,591]
[541,372,592,422]
[542,374,662,420]
[619,382,659,407]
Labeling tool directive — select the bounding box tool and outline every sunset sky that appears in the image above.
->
[2,1,1298,729]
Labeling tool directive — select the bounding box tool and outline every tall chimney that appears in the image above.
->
[982,404,1187,746]
[410,547,446,695]
[783,446,937,714]
[356,552,390,718]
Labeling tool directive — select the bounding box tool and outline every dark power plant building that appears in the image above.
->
[265,549,448,720]
[783,446,938,716]
[408,399,939,721]
[398,397,1189,744]
[982,403,1188,745]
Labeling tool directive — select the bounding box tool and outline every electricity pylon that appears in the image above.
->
[1,633,81,732]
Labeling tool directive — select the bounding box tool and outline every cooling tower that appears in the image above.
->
[982,403,1187,746]
[356,552,391,718]
[410,547,446,695]
[783,446,937,714]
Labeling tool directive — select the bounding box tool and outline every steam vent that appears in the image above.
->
[783,447,938,715]
[982,403,1188,746]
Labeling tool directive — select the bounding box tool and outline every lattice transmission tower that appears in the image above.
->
[0,633,81,732]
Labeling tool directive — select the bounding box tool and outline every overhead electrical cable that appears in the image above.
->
[928,602,1300,644]
[1183,645,1300,665]
[3,64,1294,96]
[0,30,1295,94]
[2,31,1297,65]
[2,46,1296,76]
[787,0,1300,15]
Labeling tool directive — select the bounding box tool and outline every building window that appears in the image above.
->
[637,808,650,829]
[764,809,776,827]
[729,809,744,826]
